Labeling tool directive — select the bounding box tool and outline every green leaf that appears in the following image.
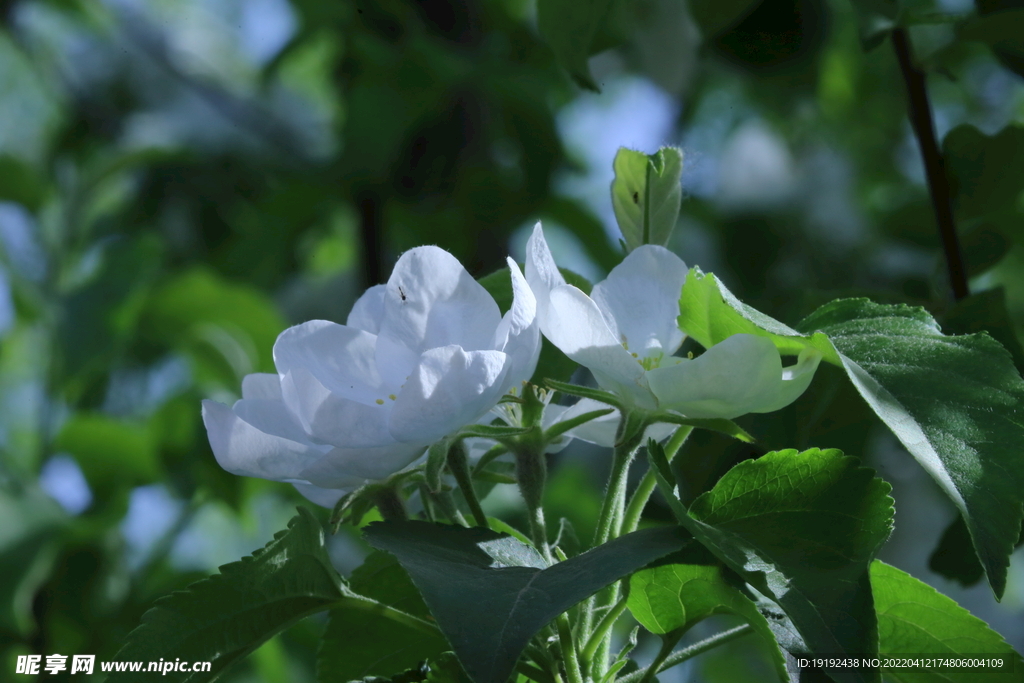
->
[847,0,899,49]
[543,379,621,408]
[688,0,763,37]
[611,147,684,252]
[318,551,448,683]
[679,267,1024,599]
[426,653,474,683]
[941,287,1024,380]
[943,124,1024,224]
[363,520,690,683]
[109,508,343,682]
[958,9,1024,78]
[628,546,788,682]
[0,479,66,635]
[871,561,1024,681]
[650,445,893,683]
[929,514,1024,588]
[54,413,160,497]
[543,407,615,442]
[536,0,616,90]
[799,299,1024,599]
[647,412,754,443]
[0,154,47,211]
[141,267,286,383]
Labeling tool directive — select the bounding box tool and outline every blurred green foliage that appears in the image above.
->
[0,0,1022,680]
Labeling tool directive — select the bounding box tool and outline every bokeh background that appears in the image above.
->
[1,0,1023,680]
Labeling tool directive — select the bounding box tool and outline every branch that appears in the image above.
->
[891,27,969,302]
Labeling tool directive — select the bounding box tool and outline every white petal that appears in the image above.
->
[232,398,315,444]
[547,285,653,408]
[281,368,395,448]
[590,245,687,359]
[298,443,426,489]
[241,373,281,401]
[377,246,501,359]
[524,223,567,325]
[493,258,541,387]
[750,346,822,414]
[389,346,511,443]
[273,320,387,403]
[201,399,326,482]
[347,284,387,334]
[291,482,349,508]
[647,334,788,418]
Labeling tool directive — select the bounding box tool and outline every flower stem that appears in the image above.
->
[514,443,553,561]
[593,414,646,547]
[616,625,753,683]
[581,411,647,678]
[580,595,628,665]
[448,440,489,528]
[621,426,692,535]
[431,490,468,526]
[636,633,684,683]
[557,612,585,683]
[373,486,406,521]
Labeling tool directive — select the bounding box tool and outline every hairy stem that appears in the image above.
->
[557,613,585,683]
[448,441,489,528]
[580,595,628,664]
[891,27,969,302]
[515,445,553,562]
[373,486,406,521]
[637,633,684,683]
[621,426,693,535]
[584,413,646,678]
[617,625,753,683]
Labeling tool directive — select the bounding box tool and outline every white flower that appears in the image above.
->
[525,223,820,418]
[202,247,540,507]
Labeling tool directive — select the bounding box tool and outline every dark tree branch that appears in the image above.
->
[357,189,385,288]
[891,27,969,302]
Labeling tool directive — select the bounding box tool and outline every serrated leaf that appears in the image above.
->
[363,521,689,683]
[650,445,893,683]
[628,545,789,682]
[871,561,1024,681]
[929,514,1024,587]
[679,267,1024,599]
[611,147,684,252]
[110,508,343,682]
[941,287,1024,373]
[318,551,448,683]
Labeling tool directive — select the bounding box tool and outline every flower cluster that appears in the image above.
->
[202,225,821,506]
